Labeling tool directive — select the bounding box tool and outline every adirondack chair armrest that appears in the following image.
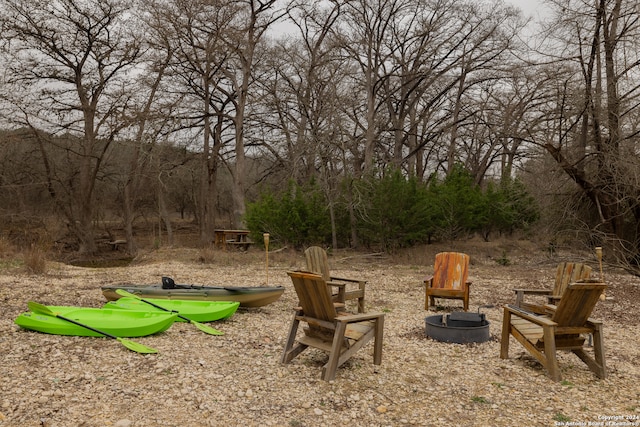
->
[519,302,550,315]
[513,288,552,296]
[556,326,595,334]
[329,276,366,284]
[585,318,603,327]
[505,304,558,326]
[336,312,384,324]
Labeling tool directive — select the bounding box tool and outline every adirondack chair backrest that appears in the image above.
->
[552,281,606,327]
[431,252,469,290]
[304,246,331,282]
[288,271,337,321]
[552,262,592,297]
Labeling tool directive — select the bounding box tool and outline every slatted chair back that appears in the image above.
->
[289,270,337,322]
[304,246,332,282]
[432,252,469,290]
[552,262,592,297]
[552,281,605,327]
[304,246,367,313]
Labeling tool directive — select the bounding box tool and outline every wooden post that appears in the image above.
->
[264,233,270,285]
[596,246,605,301]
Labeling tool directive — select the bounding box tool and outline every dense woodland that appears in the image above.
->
[0,0,639,273]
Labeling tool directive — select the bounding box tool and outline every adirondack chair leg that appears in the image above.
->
[357,281,366,313]
[373,316,384,366]
[282,313,307,364]
[572,348,606,380]
[542,325,561,381]
[592,324,607,379]
[322,321,348,381]
[500,308,511,359]
[572,325,606,379]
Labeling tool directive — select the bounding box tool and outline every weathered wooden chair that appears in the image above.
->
[500,281,607,381]
[304,246,366,313]
[282,271,384,381]
[513,262,592,310]
[424,252,472,311]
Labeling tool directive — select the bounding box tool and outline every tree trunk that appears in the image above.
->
[157,181,174,246]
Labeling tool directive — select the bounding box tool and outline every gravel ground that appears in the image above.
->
[1,243,639,427]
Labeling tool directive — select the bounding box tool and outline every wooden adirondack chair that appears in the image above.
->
[513,262,592,310]
[500,281,607,381]
[424,252,472,311]
[282,271,384,381]
[304,246,366,313]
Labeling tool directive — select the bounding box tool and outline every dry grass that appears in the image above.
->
[23,244,48,274]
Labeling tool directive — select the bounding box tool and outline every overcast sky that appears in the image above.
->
[506,0,550,19]
[268,1,552,39]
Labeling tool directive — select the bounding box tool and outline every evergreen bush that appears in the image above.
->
[428,165,484,240]
[354,169,433,250]
[246,167,539,249]
[245,180,332,249]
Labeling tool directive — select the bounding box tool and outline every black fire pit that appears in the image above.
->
[425,310,491,344]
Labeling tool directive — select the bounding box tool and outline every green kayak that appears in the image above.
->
[103,298,240,322]
[101,277,284,308]
[15,306,177,337]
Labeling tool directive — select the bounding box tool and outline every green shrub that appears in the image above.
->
[354,169,433,250]
[245,180,333,249]
[246,166,539,249]
[479,177,540,241]
[428,166,539,242]
[428,165,484,240]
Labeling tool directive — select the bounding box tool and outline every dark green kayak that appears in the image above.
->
[15,306,177,337]
[103,298,240,322]
[101,277,284,308]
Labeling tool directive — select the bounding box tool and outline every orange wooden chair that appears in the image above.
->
[424,252,472,311]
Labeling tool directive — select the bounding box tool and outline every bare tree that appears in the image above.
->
[338,0,402,176]
[534,0,640,269]
[221,0,286,228]
[0,0,143,254]
[115,1,186,254]
[153,0,236,244]
[254,1,349,246]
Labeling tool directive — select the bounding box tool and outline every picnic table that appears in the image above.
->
[214,229,253,250]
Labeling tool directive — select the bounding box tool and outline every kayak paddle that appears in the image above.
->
[114,289,224,336]
[27,301,158,354]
